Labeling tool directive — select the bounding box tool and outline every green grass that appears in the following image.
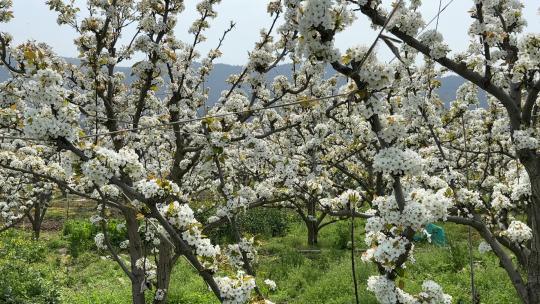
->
[254,221,519,304]
[0,218,521,304]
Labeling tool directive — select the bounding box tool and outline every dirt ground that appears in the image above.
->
[14,198,97,232]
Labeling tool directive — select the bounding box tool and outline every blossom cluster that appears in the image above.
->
[513,129,539,151]
[367,275,452,304]
[0,0,13,23]
[226,237,257,269]
[264,279,277,291]
[468,0,526,48]
[294,0,355,62]
[160,201,221,269]
[94,232,107,250]
[501,220,533,245]
[387,5,424,36]
[363,187,452,273]
[22,69,80,141]
[81,147,145,186]
[418,30,449,60]
[373,148,423,176]
[478,241,492,254]
[135,257,157,281]
[215,271,256,304]
[134,179,181,200]
[363,233,409,272]
[378,114,407,143]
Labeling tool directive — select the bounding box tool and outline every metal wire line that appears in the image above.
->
[355,0,404,70]
[1,1,456,142]
[78,92,351,139]
[0,92,353,142]
[388,0,456,64]
[436,0,443,31]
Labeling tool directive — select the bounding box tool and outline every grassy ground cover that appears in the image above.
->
[0,201,520,303]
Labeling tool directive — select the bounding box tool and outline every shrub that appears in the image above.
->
[0,263,60,304]
[209,208,294,242]
[447,239,470,272]
[62,220,94,258]
[239,208,292,237]
[331,221,351,250]
[0,232,60,304]
[62,219,127,258]
[0,230,47,263]
[323,220,363,249]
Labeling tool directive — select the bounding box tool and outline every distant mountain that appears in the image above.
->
[438,74,488,107]
[0,65,10,81]
[0,60,486,106]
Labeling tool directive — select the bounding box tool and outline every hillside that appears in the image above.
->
[0,61,486,106]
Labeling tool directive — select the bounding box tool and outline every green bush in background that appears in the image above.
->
[62,219,127,258]
[331,221,352,249]
[0,231,60,304]
[209,208,294,243]
[239,208,293,237]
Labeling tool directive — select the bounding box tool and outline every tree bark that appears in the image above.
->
[28,203,42,240]
[307,222,318,246]
[131,280,146,304]
[526,167,540,304]
[123,208,147,304]
[27,197,49,240]
[307,199,318,246]
[30,215,42,240]
[154,238,176,304]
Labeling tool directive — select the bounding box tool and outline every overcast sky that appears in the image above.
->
[3,0,540,66]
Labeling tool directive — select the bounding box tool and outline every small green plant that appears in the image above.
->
[62,220,94,258]
[331,221,351,249]
[209,208,294,242]
[447,239,470,272]
[0,263,61,304]
[239,208,292,237]
[0,231,60,304]
[0,230,47,262]
[62,219,127,257]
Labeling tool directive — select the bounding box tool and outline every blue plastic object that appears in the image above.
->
[413,223,447,246]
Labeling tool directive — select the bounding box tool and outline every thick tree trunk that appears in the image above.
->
[306,199,318,246]
[27,200,47,240]
[124,208,146,304]
[30,217,42,240]
[131,281,146,304]
[527,173,540,304]
[307,221,318,246]
[153,238,175,304]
